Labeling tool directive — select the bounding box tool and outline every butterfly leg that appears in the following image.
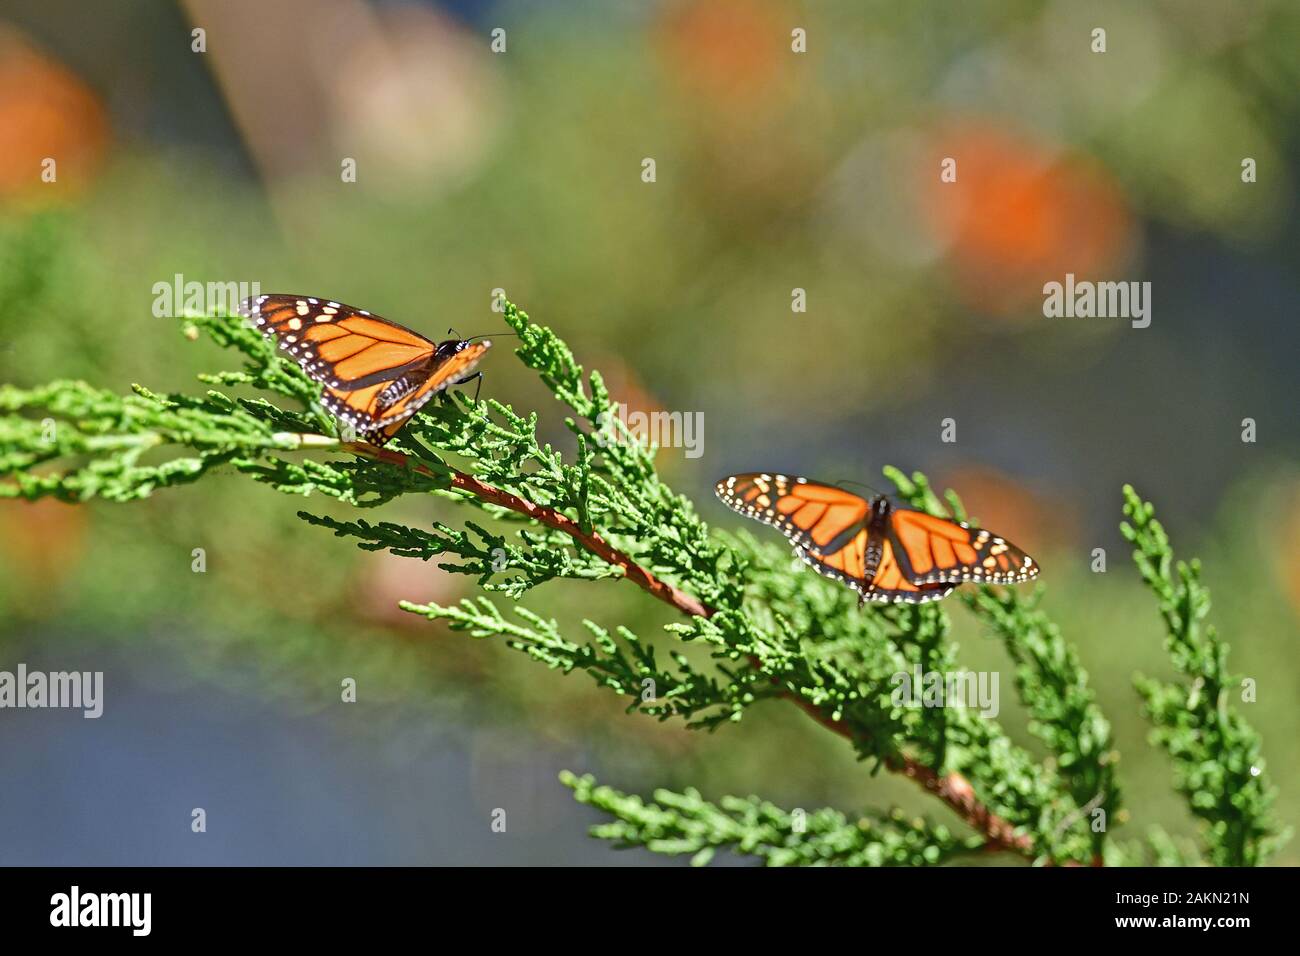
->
[453,371,484,403]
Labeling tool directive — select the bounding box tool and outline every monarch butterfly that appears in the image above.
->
[239,294,490,446]
[715,473,1039,605]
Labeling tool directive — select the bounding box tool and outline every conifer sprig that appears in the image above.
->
[1121,486,1288,866]
[561,772,985,867]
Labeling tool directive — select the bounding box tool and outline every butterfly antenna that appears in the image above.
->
[466,331,520,343]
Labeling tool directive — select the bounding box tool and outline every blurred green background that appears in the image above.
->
[0,0,1296,864]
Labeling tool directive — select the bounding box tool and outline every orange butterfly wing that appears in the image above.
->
[715,473,870,550]
[240,294,489,443]
[888,509,1039,586]
[801,530,956,604]
[240,294,435,389]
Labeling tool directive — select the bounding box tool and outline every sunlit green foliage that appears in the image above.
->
[1122,488,1289,866]
[562,771,984,867]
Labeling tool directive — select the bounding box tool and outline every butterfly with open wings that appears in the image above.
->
[716,473,1039,605]
[239,294,490,446]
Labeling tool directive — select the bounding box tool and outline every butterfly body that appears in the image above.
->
[240,294,489,445]
[716,473,1039,605]
[859,495,891,584]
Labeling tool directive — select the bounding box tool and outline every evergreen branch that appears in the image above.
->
[4,301,1280,866]
[562,772,984,866]
[403,597,769,728]
[886,467,1120,864]
[1121,485,1289,866]
[0,380,302,502]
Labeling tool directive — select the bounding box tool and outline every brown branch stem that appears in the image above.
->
[342,438,1035,858]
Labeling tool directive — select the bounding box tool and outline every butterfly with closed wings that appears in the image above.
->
[239,294,490,446]
[716,473,1039,605]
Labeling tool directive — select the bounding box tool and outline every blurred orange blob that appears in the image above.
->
[937,464,1076,559]
[0,27,110,201]
[656,0,791,108]
[0,497,88,604]
[921,123,1134,317]
[586,352,685,473]
[655,0,826,220]
[587,353,666,427]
